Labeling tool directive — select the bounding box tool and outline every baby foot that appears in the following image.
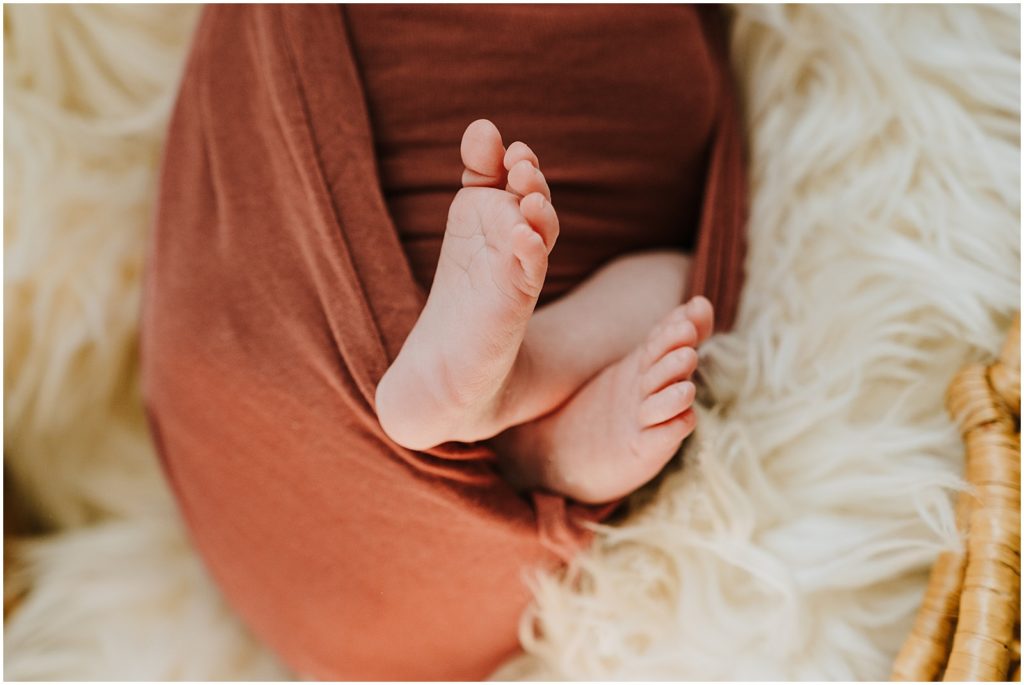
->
[494,298,714,504]
[376,120,559,450]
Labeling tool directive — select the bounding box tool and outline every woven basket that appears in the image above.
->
[891,313,1021,682]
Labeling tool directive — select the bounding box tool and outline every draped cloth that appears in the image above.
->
[141,5,746,679]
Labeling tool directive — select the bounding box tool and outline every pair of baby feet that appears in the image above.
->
[375,120,712,504]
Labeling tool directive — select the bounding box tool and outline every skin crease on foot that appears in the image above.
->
[375,119,715,502]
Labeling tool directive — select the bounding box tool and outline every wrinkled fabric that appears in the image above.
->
[141,5,746,680]
[345,4,725,306]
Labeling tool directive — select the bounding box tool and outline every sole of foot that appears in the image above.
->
[375,120,561,450]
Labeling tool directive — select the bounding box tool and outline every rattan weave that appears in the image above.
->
[892,313,1021,681]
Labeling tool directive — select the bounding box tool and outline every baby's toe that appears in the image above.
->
[461,119,507,188]
[642,346,698,395]
[506,158,551,201]
[510,223,548,297]
[643,312,698,367]
[638,380,695,427]
[504,141,539,172]
[684,296,714,344]
[519,192,559,251]
[635,409,697,458]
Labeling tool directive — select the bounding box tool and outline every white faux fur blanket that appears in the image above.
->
[4,4,1020,680]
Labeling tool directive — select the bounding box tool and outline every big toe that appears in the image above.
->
[461,119,506,188]
[684,296,714,343]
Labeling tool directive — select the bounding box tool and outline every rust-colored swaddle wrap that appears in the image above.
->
[141,5,747,679]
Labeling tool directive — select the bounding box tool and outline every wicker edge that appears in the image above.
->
[892,313,1021,682]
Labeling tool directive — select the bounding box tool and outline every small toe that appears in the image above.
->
[643,314,698,367]
[637,409,697,457]
[506,158,551,201]
[642,346,699,395]
[504,141,539,171]
[461,119,506,188]
[639,381,695,427]
[519,192,559,251]
[510,223,548,296]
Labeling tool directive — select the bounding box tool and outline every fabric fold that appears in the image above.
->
[687,5,749,333]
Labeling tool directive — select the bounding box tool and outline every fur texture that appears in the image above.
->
[4,5,286,679]
[496,5,1020,680]
[3,4,1019,680]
